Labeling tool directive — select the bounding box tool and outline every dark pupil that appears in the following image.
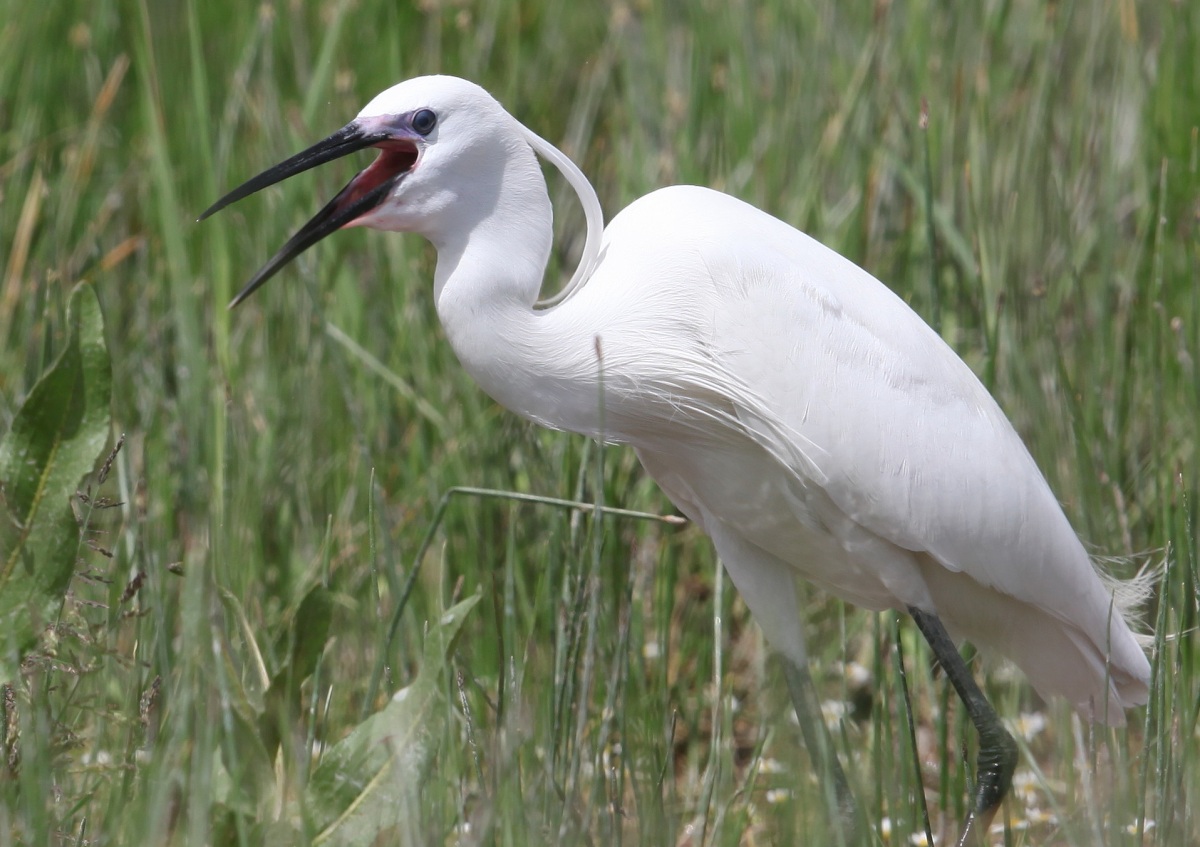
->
[413,109,437,135]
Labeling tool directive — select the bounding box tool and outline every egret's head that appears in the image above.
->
[201,75,522,307]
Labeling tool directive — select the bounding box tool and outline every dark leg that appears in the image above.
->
[909,608,1018,847]
[781,656,864,845]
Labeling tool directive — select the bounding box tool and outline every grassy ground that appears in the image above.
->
[1,0,1197,844]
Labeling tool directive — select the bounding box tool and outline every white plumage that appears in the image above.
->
[206,74,1151,836]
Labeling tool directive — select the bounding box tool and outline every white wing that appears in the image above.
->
[567,185,1148,720]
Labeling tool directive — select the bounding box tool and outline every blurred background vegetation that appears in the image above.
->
[0,0,1196,844]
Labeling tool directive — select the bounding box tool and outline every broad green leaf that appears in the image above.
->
[211,587,295,823]
[217,585,272,703]
[212,628,277,814]
[0,283,112,679]
[211,720,275,819]
[305,593,480,845]
[269,583,335,696]
[261,583,335,756]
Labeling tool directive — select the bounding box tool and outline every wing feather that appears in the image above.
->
[586,185,1147,698]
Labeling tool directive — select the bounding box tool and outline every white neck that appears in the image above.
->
[428,135,606,435]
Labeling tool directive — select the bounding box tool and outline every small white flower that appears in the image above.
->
[821,699,848,728]
[1026,808,1057,826]
[765,788,791,804]
[990,805,1058,834]
[1010,769,1043,806]
[842,661,871,686]
[1006,711,1047,742]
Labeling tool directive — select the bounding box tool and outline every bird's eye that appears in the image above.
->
[411,108,438,136]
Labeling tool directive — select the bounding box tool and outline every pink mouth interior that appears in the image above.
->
[339,140,419,224]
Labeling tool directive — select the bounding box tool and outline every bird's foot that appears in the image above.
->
[954,806,994,847]
[954,723,1018,847]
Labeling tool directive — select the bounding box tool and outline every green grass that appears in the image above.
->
[1,0,1197,844]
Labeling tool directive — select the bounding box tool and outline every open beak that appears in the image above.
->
[201,119,419,307]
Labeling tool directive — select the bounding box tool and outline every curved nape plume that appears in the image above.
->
[519,125,605,308]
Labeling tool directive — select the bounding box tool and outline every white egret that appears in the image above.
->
[202,75,1151,844]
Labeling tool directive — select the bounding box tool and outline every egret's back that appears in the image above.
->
[562,185,1149,722]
